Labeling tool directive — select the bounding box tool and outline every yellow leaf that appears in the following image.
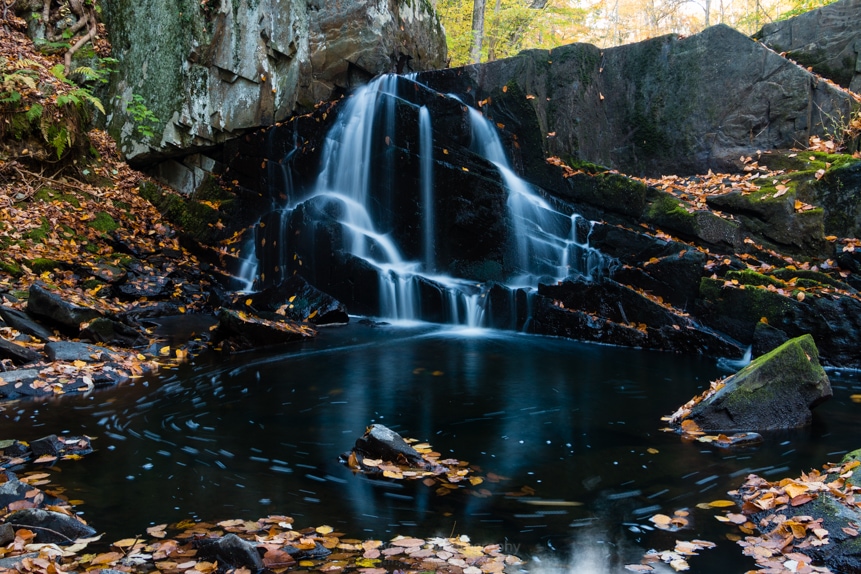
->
[316,525,334,535]
[794,199,803,210]
[783,482,809,499]
[707,500,736,508]
[647,448,659,454]
[112,538,140,548]
[159,345,170,356]
[468,476,484,486]
[245,298,252,306]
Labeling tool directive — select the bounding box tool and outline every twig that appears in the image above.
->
[6,523,77,543]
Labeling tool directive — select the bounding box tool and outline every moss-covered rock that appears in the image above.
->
[138,181,223,245]
[688,334,831,431]
[89,212,120,234]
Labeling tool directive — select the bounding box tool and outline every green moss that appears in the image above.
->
[33,187,81,208]
[82,278,105,290]
[645,189,696,235]
[28,258,61,274]
[89,211,120,233]
[726,269,786,288]
[25,217,51,243]
[567,159,608,174]
[0,260,22,276]
[699,276,796,326]
[772,268,853,291]
[85,243,99,253]
[139,180,222,244]
[760,151,858,173]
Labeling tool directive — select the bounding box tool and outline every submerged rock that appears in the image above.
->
[687,334,831,432]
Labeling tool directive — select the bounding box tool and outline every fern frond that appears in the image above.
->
[79,90,105,114]
[26,103,43,122]
[72,66,99,81]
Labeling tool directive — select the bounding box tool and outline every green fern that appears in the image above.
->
[25,103,43,122]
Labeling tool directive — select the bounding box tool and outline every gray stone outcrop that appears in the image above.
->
[418,24,854,176]
[755,0,861,92]
[101,0,446,166]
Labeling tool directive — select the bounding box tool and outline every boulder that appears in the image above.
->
[194,533,264,571]
[417,24,854,177]
[4,508,96,544]
[79,317,145,347]
[0,337,40,365]
[755,0,861,92]
[27,282,102,335]
[531,276,745,359]
[0,306,54,341]
[687,334,831,432]
[101,0,446,168]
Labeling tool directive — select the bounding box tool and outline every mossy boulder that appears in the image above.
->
[688,334,831,432]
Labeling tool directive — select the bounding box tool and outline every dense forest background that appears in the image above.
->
[434,0,838,65]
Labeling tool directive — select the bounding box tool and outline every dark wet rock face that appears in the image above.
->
[241,275,349,326]
[417,24,853,177]
[755,0,861,92]
[688,335,831,432]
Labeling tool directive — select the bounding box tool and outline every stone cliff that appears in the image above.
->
[101,0,446,166]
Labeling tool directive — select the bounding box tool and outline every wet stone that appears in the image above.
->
[5,508,97,544]
[117,275,172,299]
[0,306,54,341]
[44,341,108,362]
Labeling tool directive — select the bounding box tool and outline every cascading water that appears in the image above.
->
[236,74,611,328]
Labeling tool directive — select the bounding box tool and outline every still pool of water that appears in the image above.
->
[2,323,858,572]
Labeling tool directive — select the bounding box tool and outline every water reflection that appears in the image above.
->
[0,324,857,573]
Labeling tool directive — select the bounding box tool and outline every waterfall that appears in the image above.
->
[237,74,610,328]
[419,106,435,272]
[466,107,609,286]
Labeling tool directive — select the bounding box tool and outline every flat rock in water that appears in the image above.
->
[688,334,831,431]
[0,369,40,387]
[4,508,96,544]
[353,424,425,467]
[27,282,102,334]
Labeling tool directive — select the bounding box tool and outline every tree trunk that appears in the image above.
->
[704,0,711,27]
[470,0,487,64]
[486,0,501,62]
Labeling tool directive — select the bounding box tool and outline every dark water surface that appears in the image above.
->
[2,324,859,572]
